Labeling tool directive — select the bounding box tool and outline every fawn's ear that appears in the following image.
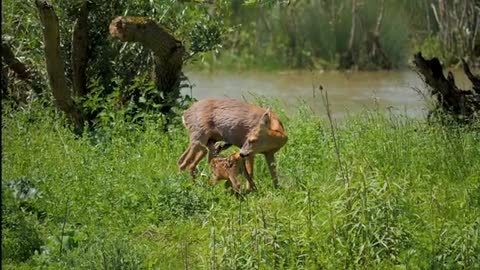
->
[259,108,271,129]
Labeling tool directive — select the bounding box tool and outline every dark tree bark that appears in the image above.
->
[36,0,84,130]
[462,58,480,93]
[1,65,8,97]
[413,52,480,122]
[71,1,89,98]
[109,16,185,114]
[1,40,42,94]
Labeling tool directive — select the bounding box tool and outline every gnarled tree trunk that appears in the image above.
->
[413,52,480,122]
[109,16,185,115]
[36,0,84,130]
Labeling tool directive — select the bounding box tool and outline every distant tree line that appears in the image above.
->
[218,0,479,69]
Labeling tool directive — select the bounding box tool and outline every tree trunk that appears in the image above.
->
[373,0,385,41]
[36,0,83,130]
[71,1,89,98]
[109,16,185,114]
[340,0,357,69]
[1,65,8,97]
[368,0,391,69]
[347,0,357,52]
[413,52,480,123]
[430,1,480,65]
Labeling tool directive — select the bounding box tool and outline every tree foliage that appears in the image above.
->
[2,0,479,128]
[206,0,479,70]
[2,0,230,128]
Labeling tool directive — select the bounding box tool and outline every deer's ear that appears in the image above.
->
[260,108,271,129]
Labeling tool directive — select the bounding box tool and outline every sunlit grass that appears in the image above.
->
[2,101,480,269]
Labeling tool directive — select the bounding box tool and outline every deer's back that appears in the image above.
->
[182,98,284,147]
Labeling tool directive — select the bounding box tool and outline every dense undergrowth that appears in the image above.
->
[2,99,480,269]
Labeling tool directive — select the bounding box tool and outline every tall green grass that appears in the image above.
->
[2,100,480,269]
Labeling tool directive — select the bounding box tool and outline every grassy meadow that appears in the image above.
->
[2,99,480,269]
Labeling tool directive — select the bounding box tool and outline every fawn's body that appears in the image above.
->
[208,151,245,193]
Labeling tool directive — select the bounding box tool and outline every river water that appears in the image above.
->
[183,69,473,118]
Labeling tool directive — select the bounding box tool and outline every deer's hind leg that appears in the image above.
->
[178,134,209,178]
[186,144,210,179]
[178,144,193,170]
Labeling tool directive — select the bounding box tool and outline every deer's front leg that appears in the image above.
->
[244,155,256,192]
[264,152,279,188]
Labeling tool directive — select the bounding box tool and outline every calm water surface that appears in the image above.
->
[183,70,473,118]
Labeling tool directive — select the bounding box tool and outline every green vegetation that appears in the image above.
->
[3,98,480,269]
[198,0,480,70]
[2,0,228,129]
[2,0,480,268]
[3,0,479,84]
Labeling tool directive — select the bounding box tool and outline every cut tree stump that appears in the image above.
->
[413,52,480,122]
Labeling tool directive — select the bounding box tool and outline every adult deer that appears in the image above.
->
[178,98,288,191]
